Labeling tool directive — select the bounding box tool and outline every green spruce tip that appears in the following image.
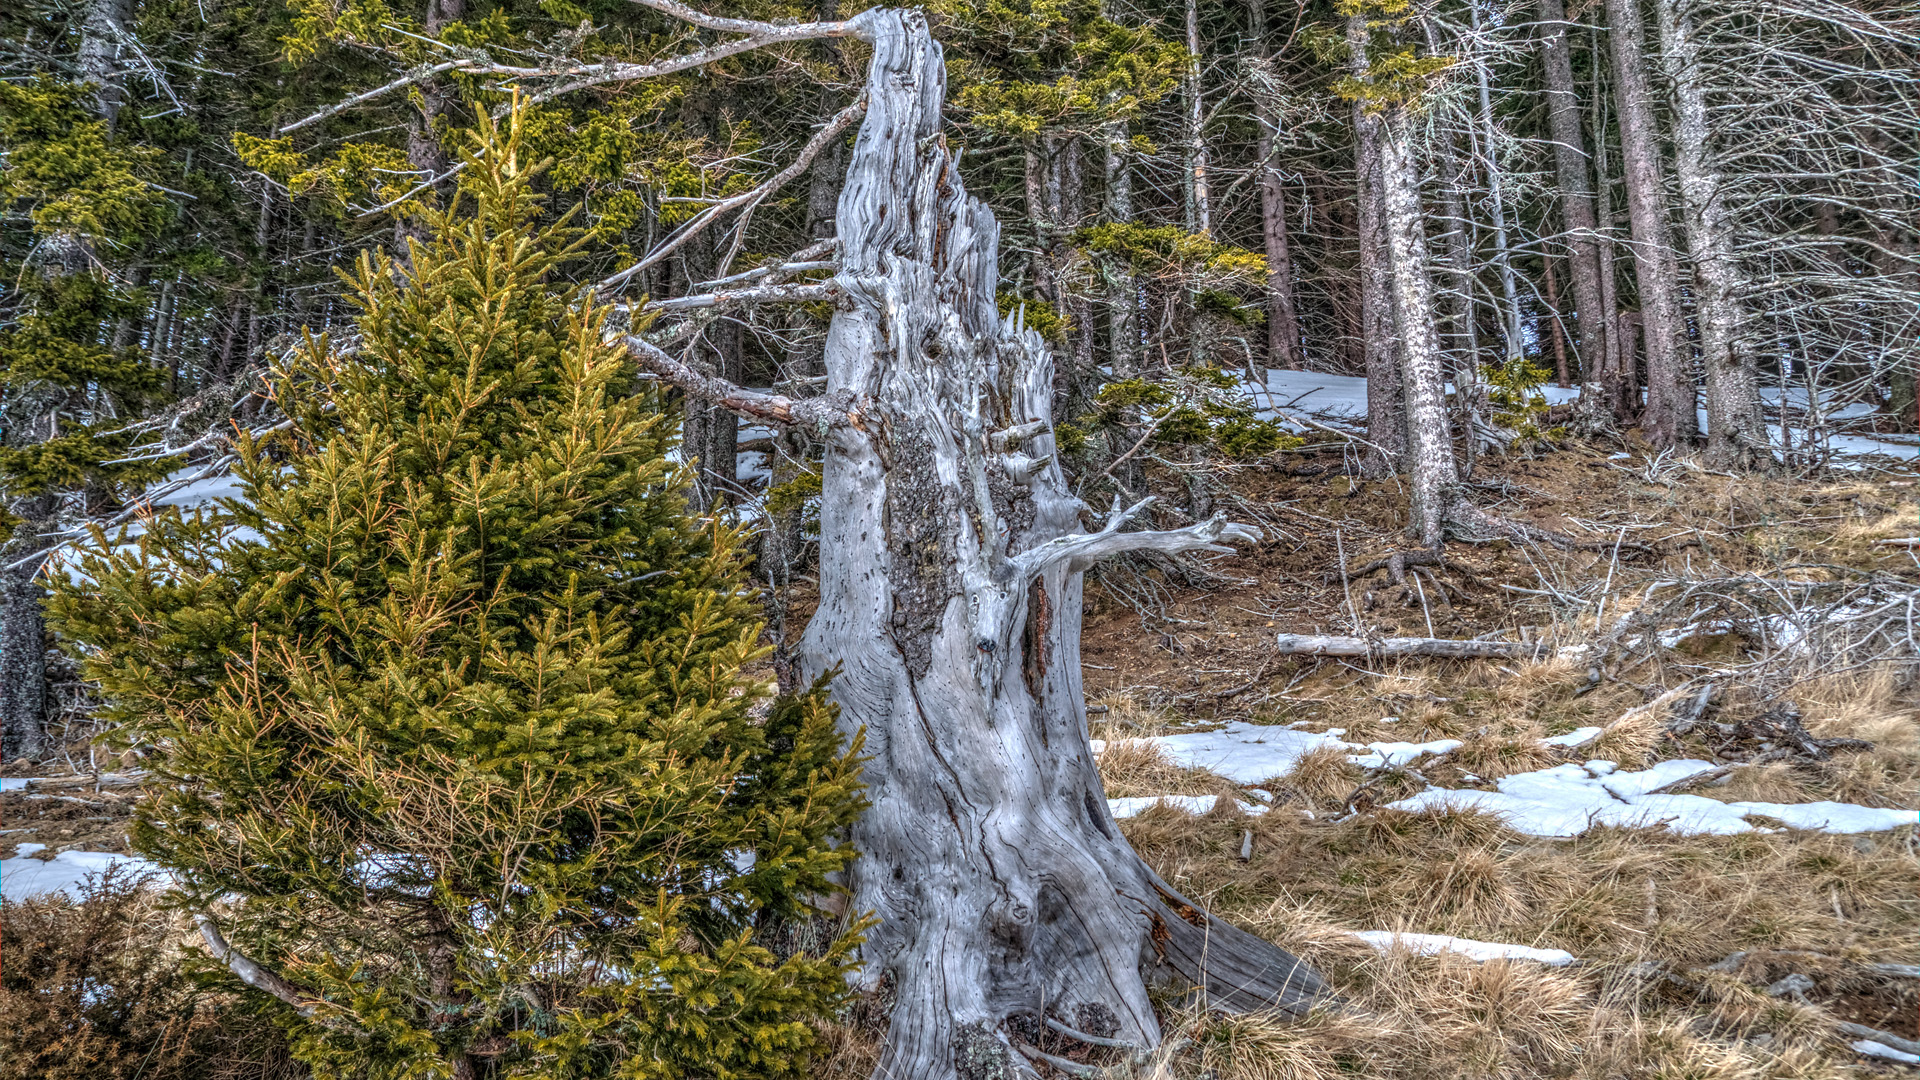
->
[49,104,867,1080]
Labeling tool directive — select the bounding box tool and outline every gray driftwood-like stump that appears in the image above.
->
[620,10,1326,1076]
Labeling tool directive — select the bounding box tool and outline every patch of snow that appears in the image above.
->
[1100,721,1467,782]
[1853,1040,1920,1065]
[1254,370,1371,422]
[1542,726,1604,748]
[1349,931,1576,966]
[1,844,164,901]
[1346,739,1465,769]
[1118,723,1334,785]
[1095,723,1912,838]
[0,778,35,791]
[1388,759,1912,838]
[1106,795,1268,819]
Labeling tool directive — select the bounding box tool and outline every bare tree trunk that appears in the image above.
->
[77,0,135,132]
[1590,31,1636,426]
[1606,0,1696,448]
[1184,0,1211,237]
[1538,0,1607,383]
[1434,128,1499,467]
[1253,0,1304,370]
[1467,0,1526,363]
[628,13,1328,1076]
[1543,254,1571,387]
[1653,0,1766,467]
[0,494,53,761]
[1104,121,1138,377]
[1421,18,1497,465]
[1350,15,1405,473]
[1379,107,1460,549]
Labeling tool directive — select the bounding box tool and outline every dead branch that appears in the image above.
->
[195,914,330,1022]
[1272,632,1550,660]
[642,280,844,313]
[612,324,874,432]
[598,93,868,293]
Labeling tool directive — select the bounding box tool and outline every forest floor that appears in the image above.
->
[922,436,1918,1080]
[811,435,1920,1079]
[4,435,1917,1079]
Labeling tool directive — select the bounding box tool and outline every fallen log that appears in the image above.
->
[1273,632,1549,660]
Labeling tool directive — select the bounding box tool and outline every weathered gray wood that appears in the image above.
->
[791,11,1326,1077]
[1274,632,1549,660]
[611,11,1328,1074]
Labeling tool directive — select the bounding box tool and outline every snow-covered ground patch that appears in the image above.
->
[1348,931,1576,966]
[1,844,163,901]
[1094,723,1913,838]
[1091,721,1461,783]
[1106,794,1266,819]
[1388,760,1913,838]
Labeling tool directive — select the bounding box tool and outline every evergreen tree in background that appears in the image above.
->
[0,77,177,758]
[50,113,865,1079]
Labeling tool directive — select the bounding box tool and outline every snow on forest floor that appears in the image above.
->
[1240,369,1920,461]
[1097,720,1912,839]
[0,842,160,900]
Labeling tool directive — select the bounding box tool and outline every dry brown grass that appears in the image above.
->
[1273,744,1364,813]
[1095,737,1243,801]
[816,461,1920,1080]
[1452,723,1556,780]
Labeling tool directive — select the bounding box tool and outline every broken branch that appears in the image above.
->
[598,94,868,293]
[195,914,325,1020]
[1271,632,1551,660]
[1010,497,1261,578]
[614,328,872,432]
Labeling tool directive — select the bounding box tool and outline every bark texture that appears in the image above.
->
[1537,0,1607,383]
[1653,0,1766,467]
[1606,0,1696,448]
[1253,0,1304,370]
[0,494,54,761]
[793,13,1327,1077]
[1378,108,1459,549]
[1349,15,1404,473]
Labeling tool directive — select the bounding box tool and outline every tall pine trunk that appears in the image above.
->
[1467,0,1526,363]
[1350,14,1405,473]
[1606,0,1696,447]
[1253,0,1304,370]
[784,14,1327,1076]
[1538,0,1608,386]
[1654,0,1766,466]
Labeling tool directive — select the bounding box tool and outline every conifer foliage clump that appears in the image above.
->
[51,116,864,1080]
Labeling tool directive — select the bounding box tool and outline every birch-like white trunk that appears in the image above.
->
[1379,108,1461,549]
[788,13,1326,1078]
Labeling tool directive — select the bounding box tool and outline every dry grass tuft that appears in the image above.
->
[1452,723,1555,779]
[1089,692,1184,737]
[1584,704,1664,768]
[1274,744,1364,812]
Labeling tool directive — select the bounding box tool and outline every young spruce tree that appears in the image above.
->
[50,114,864,1080]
